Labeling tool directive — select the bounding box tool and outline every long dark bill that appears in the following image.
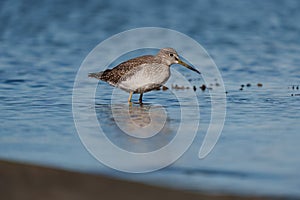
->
[177,59,201,74]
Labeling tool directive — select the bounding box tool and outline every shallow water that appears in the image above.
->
[1,0,300,198]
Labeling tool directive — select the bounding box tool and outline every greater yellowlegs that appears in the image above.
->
[88,48,200,103]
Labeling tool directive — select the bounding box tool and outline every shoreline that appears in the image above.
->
[0,159,278,200]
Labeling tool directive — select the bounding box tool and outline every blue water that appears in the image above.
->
[1,0,300,198]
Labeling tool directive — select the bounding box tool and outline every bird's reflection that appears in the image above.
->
[95,103,176,153]
[112,103,170,138]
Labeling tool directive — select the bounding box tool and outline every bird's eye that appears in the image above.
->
[169,53,174,57]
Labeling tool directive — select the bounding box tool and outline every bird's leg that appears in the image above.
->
[128,91,133,103]
[139,93,143,104]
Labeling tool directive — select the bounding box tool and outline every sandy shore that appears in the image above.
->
[0,159,277,200]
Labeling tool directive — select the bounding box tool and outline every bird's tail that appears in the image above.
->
[88,72,103,79]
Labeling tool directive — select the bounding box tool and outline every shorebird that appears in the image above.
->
[88,48,200,104]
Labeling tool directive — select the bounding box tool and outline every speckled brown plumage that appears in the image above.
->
[88,55,159,86]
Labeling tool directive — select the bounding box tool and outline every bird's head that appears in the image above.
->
[158,48,201,74]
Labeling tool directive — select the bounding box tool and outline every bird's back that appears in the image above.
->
[89,55,156,86]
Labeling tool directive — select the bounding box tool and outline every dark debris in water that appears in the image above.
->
[291,94,300,96]
[290,85,299,90]
[257,83,263,87]
[162,82,300,97]
[200,84,206,91]
[171,84,189,90]
[162,86,168,91]
[290,85,300,96]
[239,83,263,91]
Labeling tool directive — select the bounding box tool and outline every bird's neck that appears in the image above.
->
[159,57,172,66]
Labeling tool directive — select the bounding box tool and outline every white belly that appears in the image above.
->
[118,64,170,93]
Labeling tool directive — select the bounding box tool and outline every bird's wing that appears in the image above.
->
[97,55,156,85]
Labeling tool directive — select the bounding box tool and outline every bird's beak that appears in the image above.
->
[177,58,201,74]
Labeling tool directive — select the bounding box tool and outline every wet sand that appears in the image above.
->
[0,160,276,200]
